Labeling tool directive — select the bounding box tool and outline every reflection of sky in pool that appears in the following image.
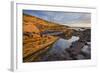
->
[48,36,79,55]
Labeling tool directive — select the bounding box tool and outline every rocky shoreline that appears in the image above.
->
[35,28,91,61]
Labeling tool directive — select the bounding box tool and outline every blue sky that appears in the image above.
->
[23,10,91,24]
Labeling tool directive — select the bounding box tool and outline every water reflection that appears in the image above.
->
[49,36,79,54]
[41,36,80,61]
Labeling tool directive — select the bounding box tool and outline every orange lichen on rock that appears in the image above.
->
[23,35,58,58]
[23,23,40,33]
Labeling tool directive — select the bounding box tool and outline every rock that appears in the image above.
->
[79,29,91,42]
[76,54,85,59]
[42,50,72,61]
[81,45,90,55]
[87,42,91,45]
[67,41,84,55]
[73,29,91,43]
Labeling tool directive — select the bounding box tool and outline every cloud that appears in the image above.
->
[23,10,91,24]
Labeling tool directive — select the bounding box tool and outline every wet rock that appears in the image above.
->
[79,29,91,42]
[81,45,90,55]
[67,41,84,55]
[73,29,91,42]
[87,42,91,45]
[76,54,85,59]
[42,51,72,61]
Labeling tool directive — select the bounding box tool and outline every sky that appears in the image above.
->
[23,10,91,26]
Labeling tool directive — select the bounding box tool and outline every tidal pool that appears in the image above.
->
[41,36,80,61]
